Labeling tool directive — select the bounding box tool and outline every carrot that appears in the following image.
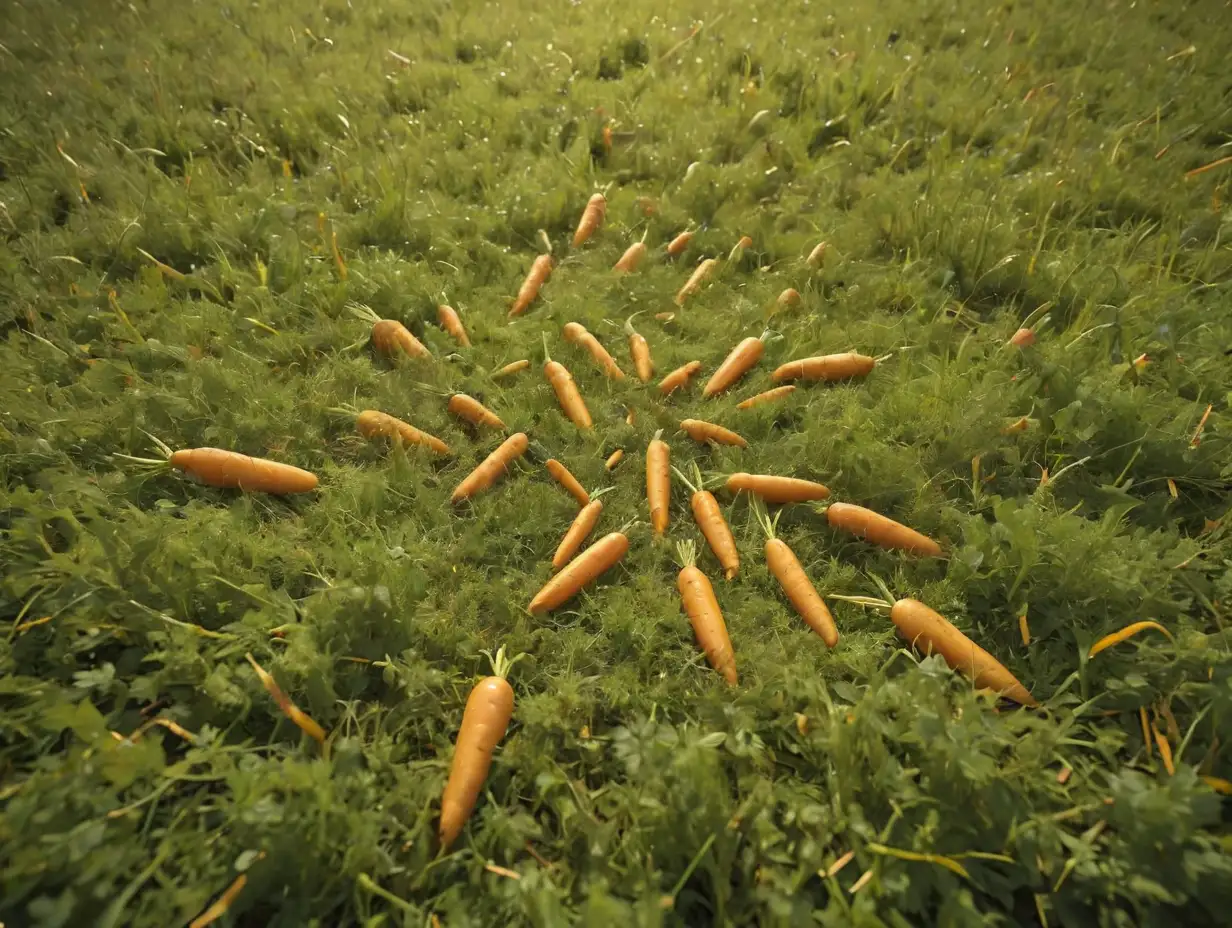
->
[543,335,593,429]
[675,258,718,306]
[1009,327,1035,348]
[605,449,624,471]
[245,653,327,745]
[736,385,796,410]
[167,448,318,494]
[493,359,531,378]
[350,303,431,359]
[357,409,451,455]
[754,503,837,646]
[806,241,827,267]
[438,647,523,849]
[546,458,590,507]
[726,472,829,503]
[832,588,1036,706]
[450,432,529,503]
[509,254,553,317]
[681,418,748,448]
[529,529,630,613]
[448,394,506,430]
[572,192,606,247]
[1087,621,1174,658]
[822,501,941,557]
[666,230,694,257]
[551,488,613,570]
[646,429,670,536]
[625,314,655,382]
[703,329,773,397]
[675,463,738,580]
[677,541,737,685]
[625,407,636,426]
[659,360,702,396]
[777,288,801,308]
[614,241,646,273]
[437,304,471,347]
[771,352,875,383]
[563,322,626,380]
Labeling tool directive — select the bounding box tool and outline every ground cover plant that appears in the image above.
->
[2,0,1231,924]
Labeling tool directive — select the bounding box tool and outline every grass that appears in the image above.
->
[1,0,1230,924]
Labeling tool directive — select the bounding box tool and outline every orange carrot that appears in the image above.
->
[1009,327,1035,348]
[572,193,606,247]
[823,502,941,557]
[666,230,694,257]
[736,385,796,409]
[703,329,772,397]
[605,449,624,471]
[563,322,626,379]
[437,304,471,347]
[625,407,636,426]
[755,503,837,647]
[546,458,590,507]
[543,336,593,429]
[351,304,431,360]
[448,394,506,430]
[675,463,738,580]
[357,409,450,455]
[646,430,670,536]
[493,359,531,378]
[726,472,829,503]
[659,360,702,396]
[529,530,629,613]
[169,448,318,494]
[681,418,747,448]
[832,590,1036,706]
[551,489,613,570]
[614,241,647,273]
[675,258,717,306]
[771,352,875,383]
[625,314,655,382]
[806,241,827,267]
[509,254,553,317]
[439,647,522,848]
[450,433,529,503]
[777,288,801,309]
[677,541,737,685]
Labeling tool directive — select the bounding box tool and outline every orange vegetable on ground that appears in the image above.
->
[771,352,875,383]
[777,288,801,309]
[704,329,772,397]
[543,336,593,429]
[823,502,941,557]
[439,647,522,849]
[755,503,838,647]
[675,258,718,306]
[614,241,646,273]
[677,541,737,685]
[551,490,612,570]
[451,433,529,503]
[351,304,431,360]
[437,304,471,347]
[726,472,829,503]
[572,193,606,247]
[681,418,748,448]
[659,360,702,396]
[666,230,694,257]
[646,430,670,536]
[675,463,738,580]
[529,530,629,613]
[1009,327,1035,348]
[448,394,505,430]
[170,448,318,494]
[509,254,553,317]
[546,459,590,507]
[806,241,827,267]
[736,385,796,409]
[494,359,531,378]
[625,314,654,382]
[357,409,450,455]
[605,449,624,471]
[563,322,626,380]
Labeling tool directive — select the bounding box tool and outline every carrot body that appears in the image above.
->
[372,319,431,359]
[614,242,646,273]
[806,241,827,267]
[771,353,875,383]
[546,459,590,507]
[890,598,1036,706]
[357,409,450,456]
[1009,327,1035,348]
[736,385,796,409]
[438,675,514,848]
[704,334,765,397]
[494,359,531,378]
[646,435,670,535]
[675,258,717,306]
[572,193,606,247]
[766,538,837,647]
[681,419,748,448]
[544,359,593,429]
[692,491,739,580]
[563,322,626,380]
[450,433,529,503]
[678,565,737,685]
[605,449,624,471]
[666,230,694,257]
[777,288,801,308]
[626,317,654,382]
[509,254,553,317]
[825,502,941,557]
[659,360,702,396]
[726,473,829,503]
[529,531,629,613]
[552,499,604,570]
[437,304,471,347]
[169,448,318,495]
[448,394,505,430]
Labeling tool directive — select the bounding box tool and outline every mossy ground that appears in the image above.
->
[2,0,1231,925]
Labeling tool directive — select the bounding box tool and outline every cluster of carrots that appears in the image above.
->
[123,189,1049,855]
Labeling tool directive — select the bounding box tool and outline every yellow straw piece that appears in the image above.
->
[1087,621,1174,658]
[866,841,971,879]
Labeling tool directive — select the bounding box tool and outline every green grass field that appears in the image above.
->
[2,0,1231,925]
